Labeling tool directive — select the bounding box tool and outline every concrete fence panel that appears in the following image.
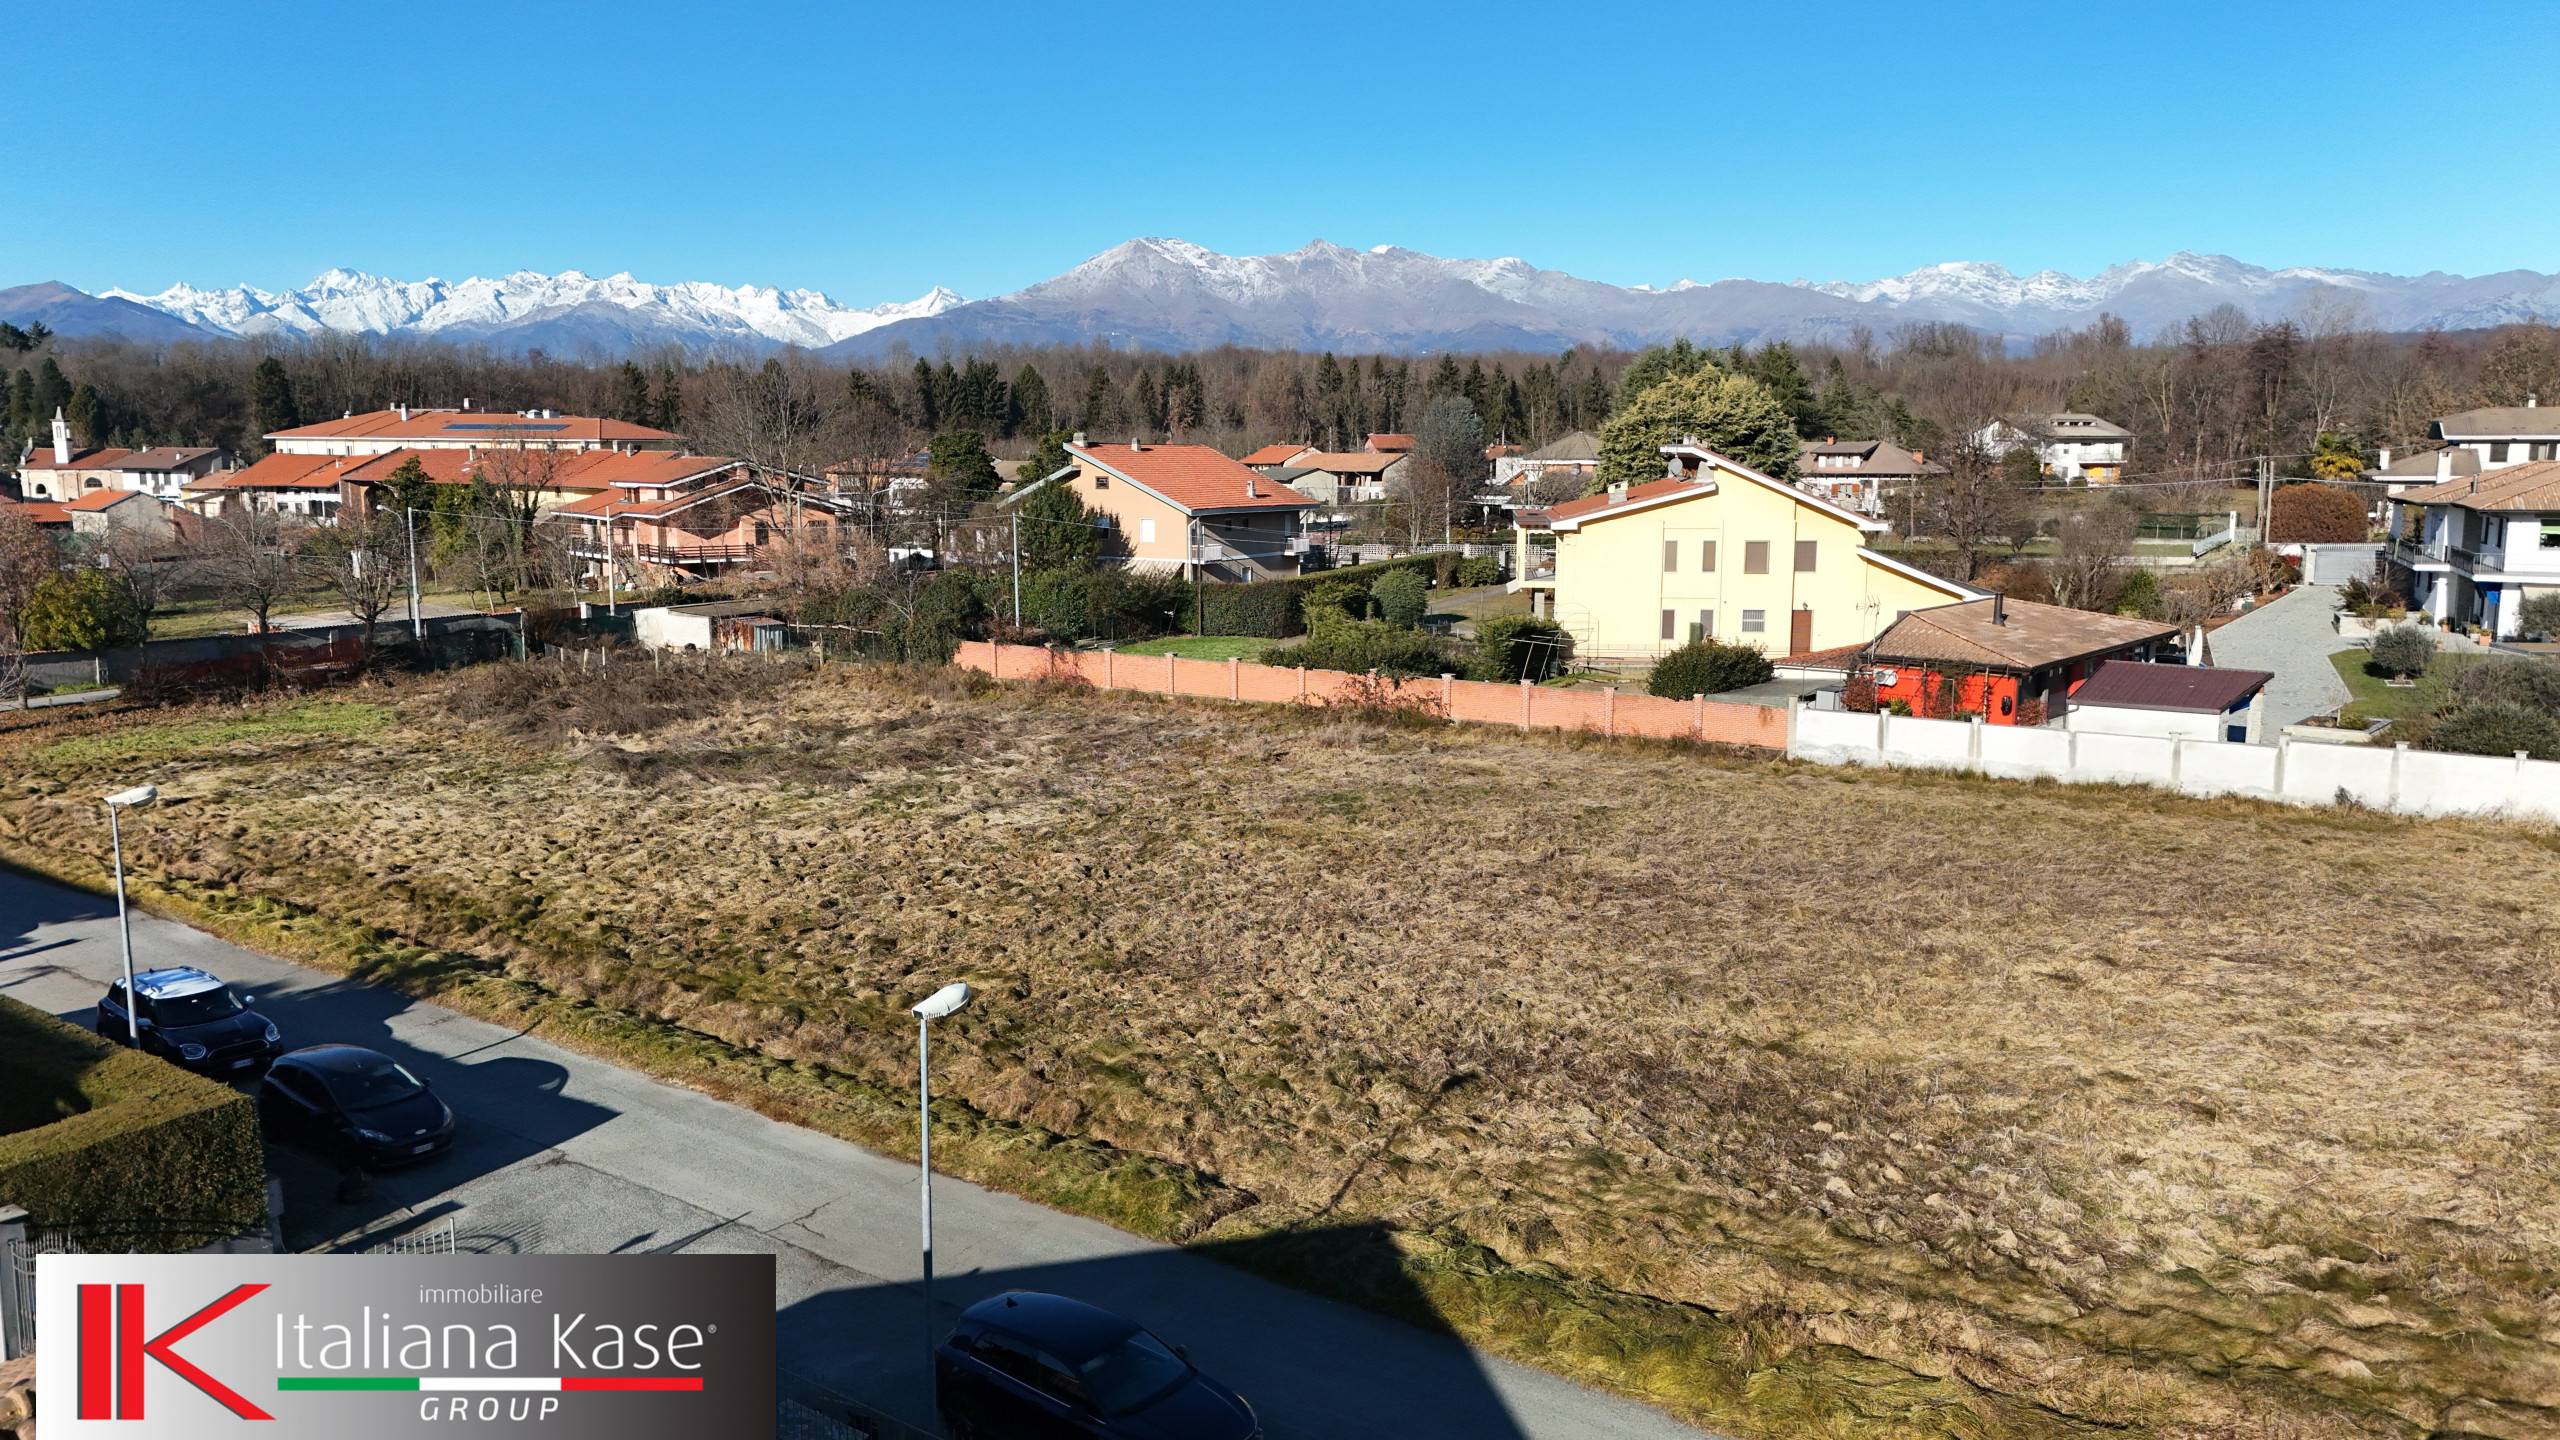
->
[2069,730,2180,788]
[2175,740,2281,799]
[1879,713,1975,770]
[1977,724,2072,781]
[2284,740,2395,809]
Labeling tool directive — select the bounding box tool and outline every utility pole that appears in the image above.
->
[605,517,618,616]
[405,506,424,640]
[1010,510,1021,626]
[2256,456,2273,539]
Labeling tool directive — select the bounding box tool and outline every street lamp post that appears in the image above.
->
[102,784,157,1046]
[910,981,972,1370]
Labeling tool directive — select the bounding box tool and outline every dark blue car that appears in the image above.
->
[256,1044,456,1168]
[936,1292,1258,1440]
[97,967,281,1076]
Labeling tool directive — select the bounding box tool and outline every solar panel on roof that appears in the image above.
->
[440,422,571,432]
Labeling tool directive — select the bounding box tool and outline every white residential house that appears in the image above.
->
[1974,412,2132,484]
[2385,459,2560,636]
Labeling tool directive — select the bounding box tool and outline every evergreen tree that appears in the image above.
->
[1594,369,1799,492]
[1007,365,1051,437]
[1313,354,1346,447]
[7,368,33,437]
[1575,368,1612,429]
[1614,340,1714,408]
[1020,428,1073,486]
[1165,361,1205,434]
[612,362,653,425]
[1017,470,1102,571]
[1748,343,1824,438]
[1428,354,1463,401]
[33,358,71,421]
[1081,369,1121,435]
[651,365,685,432]
[380,454,439,522]
[912,359,941,432]
[925,431,1000,500]
[250,356,303,439]
[1131,370,1165,437]
[64,383,104,448]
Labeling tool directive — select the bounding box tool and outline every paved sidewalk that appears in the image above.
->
[2203,584,2350,731]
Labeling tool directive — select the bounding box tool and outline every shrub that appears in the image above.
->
[2267,482,2369,544]
[1647,639,1773,698]
[1841,673,1878,713]
[2521,590,2560,641]
[20,568,145,651]
[2368,624,2437,679]
[1019,567,1190,643]
[1194,555,1444,638]
[1457,555,1503,587]
[2114,567,2163,619]
[1974,560,2053,606]
[2450,655,2560,714]
[0,997,266,1245]
[1325,671,1450,726]
[1371,569,1428,629]
[2424,701,2560,760]
[1466,615,1574,682]
[1431,551,1461,587]
[1263,619,1453,677]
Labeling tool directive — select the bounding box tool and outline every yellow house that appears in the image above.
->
[1540,442,1983,660]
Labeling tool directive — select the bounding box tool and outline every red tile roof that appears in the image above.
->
[1,499,70,526]
[1365,433,1415,453]
[194,453,350,492]
[65,489,148,511]
[1239,443,1312,466]
[15,446,134,472]
[1067,443,1313,513]
[1294,451,1402,476]
[266,408,681,445]
[1540,477,1704,523]
[331,448,738,493]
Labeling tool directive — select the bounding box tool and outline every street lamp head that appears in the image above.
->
[910,982,972,1021]
[103,785,158,808]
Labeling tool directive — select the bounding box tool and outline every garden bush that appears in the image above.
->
[1021,567,1190,643]
[2450,655,2560,715]
[1262,618,1453,678]
[2267,482,2370,544]
[1647,639,1774,698]
[2424,701,2560,760]
[2368,624,2437,679]
[1465,615,1574,682]
[1195,555,1443,638]
[0,997,265,1245]
[2521,590,2560,641]
[1371,570,1428,629]
[20,569,145,651]
[1457,555,1503,587]
[2115,567,2163,619]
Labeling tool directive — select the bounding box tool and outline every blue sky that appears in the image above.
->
[19,0,2554,303]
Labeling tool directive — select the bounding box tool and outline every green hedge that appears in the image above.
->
[0,997,266,1245]
[1198,554,1449,638]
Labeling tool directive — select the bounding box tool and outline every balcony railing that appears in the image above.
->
[569,539,759,564]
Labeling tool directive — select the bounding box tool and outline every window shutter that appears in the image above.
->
[1663,539,1679,572]
[1795,540,1817,572]
[1661,609,1676,640]
[1701,540,1716,571]
[1744,540,1769,574]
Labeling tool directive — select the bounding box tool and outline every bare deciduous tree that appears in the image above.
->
[195,507,305,637]
[2047,506,2139,612]
[308,508,406,663]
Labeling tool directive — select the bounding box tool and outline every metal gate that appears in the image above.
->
[0,1213,83,1362]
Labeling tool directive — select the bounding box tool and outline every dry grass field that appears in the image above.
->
[3,658,2556,1439]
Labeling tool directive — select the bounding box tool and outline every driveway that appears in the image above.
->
[2201,584,2352,732]
[0,865,1713,1440]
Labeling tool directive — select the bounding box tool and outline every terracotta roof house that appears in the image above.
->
[0,498,71,531]
[267,405,683,457]
[62,488,199,549]
[1000,439,1316,581]
[1240,442,1316,468]
[548,460,860,584]
[2385,457,2560,636]
[1794,438,1945,516]
[1364,433,1415,454]
[185,452,352,520]
[1860,597,2180,725]
[2062,660,2274,743]
[1288,450,1407,506]
[11,411,225,502]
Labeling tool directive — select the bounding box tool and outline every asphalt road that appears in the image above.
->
[0,865,1711,1440]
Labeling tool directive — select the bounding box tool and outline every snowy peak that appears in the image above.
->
[104,268,965,353]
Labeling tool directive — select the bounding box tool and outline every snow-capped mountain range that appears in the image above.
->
[98,269,965,354]
[14,241,2559,359]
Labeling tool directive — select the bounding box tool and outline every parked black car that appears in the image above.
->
[936,1291,1258,1440]
[97,967,281,1076]
[257,1045,456,1167]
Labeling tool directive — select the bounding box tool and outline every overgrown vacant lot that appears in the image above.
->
[4,660,2557,1439]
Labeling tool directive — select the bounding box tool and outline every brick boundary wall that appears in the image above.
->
[954,641,1789,750]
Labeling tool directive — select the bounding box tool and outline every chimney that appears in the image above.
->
[1071,431,1086,446]
[2530,392,2540,408]
[1991,593,2008,627]
[462,397,472,412]
[1825,435,1835,445]
[2437,449,2453,483]
[397,402,409,422]
[1912,449,1924,464]
[1245,473,1261,499]
[1130,438,1143,453]
[1607,479,1629,505]
[50,408,71,465]
[2378,446,2392,470]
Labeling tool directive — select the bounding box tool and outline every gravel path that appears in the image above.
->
[2203,584,2350,731]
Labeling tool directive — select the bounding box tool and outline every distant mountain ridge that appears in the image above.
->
[17,242,2560,359]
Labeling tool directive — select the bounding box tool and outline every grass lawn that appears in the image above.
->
[2330,647,2481,724]
[4,663,2554,1437]
[1113,635,1270,660]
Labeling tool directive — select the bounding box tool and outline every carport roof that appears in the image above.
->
[2070,660,2272,713]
